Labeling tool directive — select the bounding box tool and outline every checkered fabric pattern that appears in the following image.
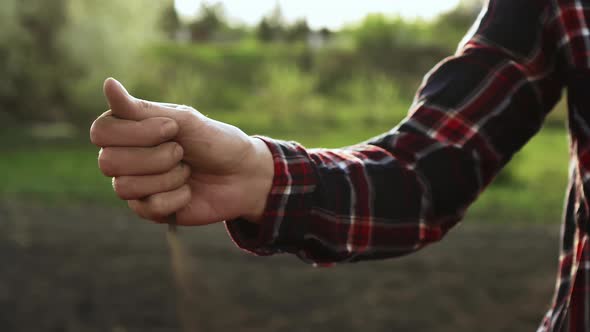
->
[226,1,590,330]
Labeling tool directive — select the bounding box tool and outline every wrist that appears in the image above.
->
[240,136,274,223]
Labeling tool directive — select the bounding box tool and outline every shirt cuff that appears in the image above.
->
[224,136,317,256]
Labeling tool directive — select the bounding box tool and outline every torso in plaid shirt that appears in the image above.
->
[225,1,590,330]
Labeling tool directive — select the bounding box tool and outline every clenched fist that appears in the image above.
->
[90,78,273,225]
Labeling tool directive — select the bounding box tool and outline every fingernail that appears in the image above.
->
[161,120,178,138]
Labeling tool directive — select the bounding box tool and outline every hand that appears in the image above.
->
[90,78,273,226]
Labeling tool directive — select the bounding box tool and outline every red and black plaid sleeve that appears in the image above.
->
[224,1,590,330]
[226,0,564,265]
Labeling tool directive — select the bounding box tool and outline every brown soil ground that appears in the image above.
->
[0,201,561,332]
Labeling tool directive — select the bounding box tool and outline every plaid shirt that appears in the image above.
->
[225,1,590,330]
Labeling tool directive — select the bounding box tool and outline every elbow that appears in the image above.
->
[415,145,481,234]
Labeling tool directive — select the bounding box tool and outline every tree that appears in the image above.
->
[160,1,181,40]
[0,0,73,122]
[0,0,164,124]
[433,0,481,48]
[188,3,226,42]
[319,27,332,40]
[256,18,274,42]
[285,19,310,42]
[256,4,285,42]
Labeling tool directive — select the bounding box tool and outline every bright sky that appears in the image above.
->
[175,0,463,29]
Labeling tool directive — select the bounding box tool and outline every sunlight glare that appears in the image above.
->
[174,0,464,29]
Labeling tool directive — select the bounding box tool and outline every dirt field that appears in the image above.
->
[0,201,561,332]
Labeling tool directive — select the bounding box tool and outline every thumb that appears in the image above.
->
[103,77,140,120]
[104,77,158,121]
[103,78,184,122]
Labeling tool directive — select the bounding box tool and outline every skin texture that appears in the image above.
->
[91,78,274,226]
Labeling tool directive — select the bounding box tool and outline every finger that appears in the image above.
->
[103,78,193,122]
[113,163,191,200]
[90,115,179,147]
[128,184,192,221]
[98,142,183,177]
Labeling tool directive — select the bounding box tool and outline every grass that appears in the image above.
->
[1,121,570,224]
[0,143,119,205]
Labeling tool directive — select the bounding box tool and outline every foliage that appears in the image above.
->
[1,0,164,125]
[285,19,311,42]
[431,1,483,49]
[348,9,478,77]
[188,3,226,41]
[254,7,313,43]
[0,0,73,122]
[160,1,181,40]
[60,0,165,123]
[1,0,571,223]
[256,5,286,42]
[241,64,324,133]
[337,75,408,126]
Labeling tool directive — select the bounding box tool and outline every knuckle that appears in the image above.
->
[146,195,168,219]
[163,172,177,190]
[98,148,116,176]
[137,99,152,111]
[89,119,104,145]
[158,119,178,139]
[175,111,191,123]
[176,164,191,184]
[164,142,183,162]
[181,163,192,178]
[113,177,134,200]
[169,167,185,188]
[178,108,204,125]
